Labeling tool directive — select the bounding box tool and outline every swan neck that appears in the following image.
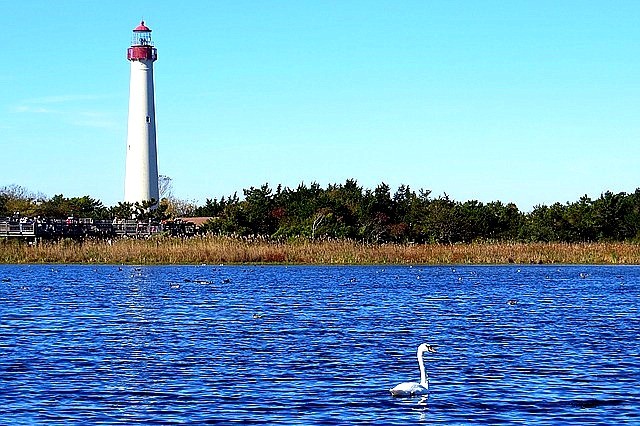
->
[418,349,428,387]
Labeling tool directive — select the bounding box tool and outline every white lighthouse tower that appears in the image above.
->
[124,20,159,207]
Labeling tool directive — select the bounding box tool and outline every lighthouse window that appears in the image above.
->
[146,116,151,123]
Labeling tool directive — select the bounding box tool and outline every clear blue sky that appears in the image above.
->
[1,0,638,211]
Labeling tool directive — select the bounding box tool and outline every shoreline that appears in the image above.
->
[2,237,640,265]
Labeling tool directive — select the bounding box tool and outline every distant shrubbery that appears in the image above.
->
[3,181,640,244]
[0,185,164,222]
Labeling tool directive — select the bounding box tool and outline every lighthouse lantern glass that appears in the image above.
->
[132,30,153,47]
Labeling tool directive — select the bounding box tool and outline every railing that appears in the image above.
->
[0,220,36,237]
[0,217,196,239]
[113,220,162,237]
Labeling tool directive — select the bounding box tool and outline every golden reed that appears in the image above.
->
[2,236,640,264]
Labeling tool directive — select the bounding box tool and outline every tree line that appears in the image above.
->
[0,185,161,222]
[2,181,640,243]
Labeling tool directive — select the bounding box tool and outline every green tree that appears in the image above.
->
[272,182,324,238]
[0,184,38,216]
[592,191,633,241]
[485,201,522,241]
[564,195,596,242]
[520,203,570,242]
[242,184,276,235]
[34,194,69,218]
[323,180,363,239]
[110,202,135,219]
[357,183,394,242]
[390,185,422,242]
[420,195,459,243]
[134,199,168,221]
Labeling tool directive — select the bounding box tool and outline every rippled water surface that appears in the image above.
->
[1,264,639,424]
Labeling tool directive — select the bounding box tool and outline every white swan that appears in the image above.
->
[389,343,437,397]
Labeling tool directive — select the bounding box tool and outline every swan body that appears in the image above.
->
[389,381,428,397]
[389,343,436,397]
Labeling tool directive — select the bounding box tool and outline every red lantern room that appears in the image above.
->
[127,20,157,62]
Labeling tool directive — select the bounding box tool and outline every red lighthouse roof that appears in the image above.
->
[133,21,151,32]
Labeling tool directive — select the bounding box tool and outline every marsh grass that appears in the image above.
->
[2,236,640,265]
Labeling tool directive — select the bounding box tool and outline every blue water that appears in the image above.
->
[0,264,638,425]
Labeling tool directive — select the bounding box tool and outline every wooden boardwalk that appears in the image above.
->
[0,217,195,239]
[0,217,113,239]
[0,220,36,237]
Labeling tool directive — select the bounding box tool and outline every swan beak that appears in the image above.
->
[426,345,437,353]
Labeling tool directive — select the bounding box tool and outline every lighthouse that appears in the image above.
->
[124,20,159,207]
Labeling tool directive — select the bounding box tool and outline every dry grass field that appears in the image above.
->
[2,236,640,264]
